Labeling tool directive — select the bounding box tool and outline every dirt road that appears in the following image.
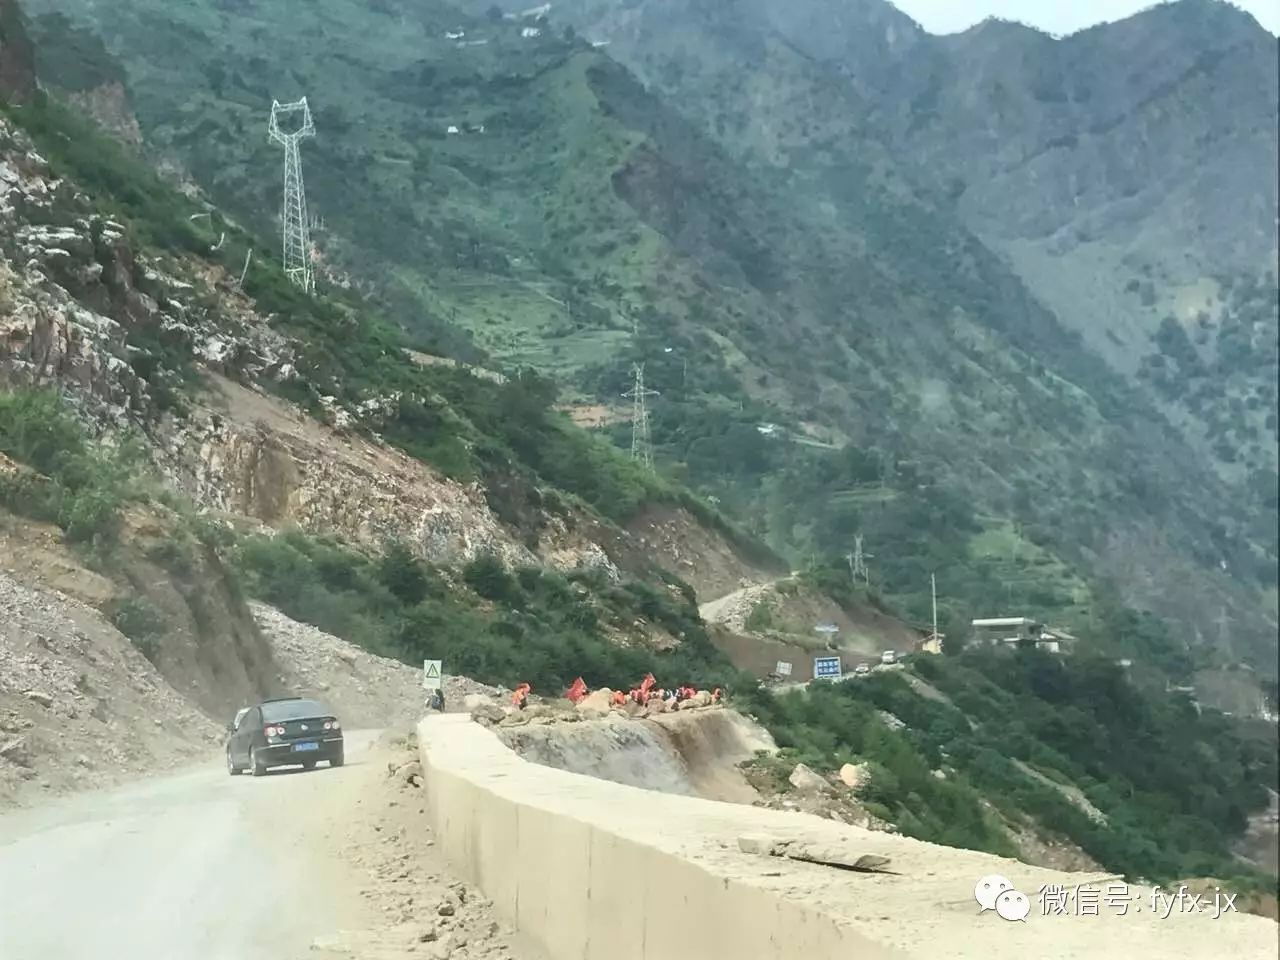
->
[0,730,542,960]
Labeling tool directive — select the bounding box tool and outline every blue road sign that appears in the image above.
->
[813,656,843,679]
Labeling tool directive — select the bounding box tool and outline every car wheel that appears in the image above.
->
[330,753,344,768]
[227,749,241,776]
[250,747,267,777]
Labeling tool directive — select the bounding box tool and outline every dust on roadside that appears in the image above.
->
[306,730,548,960]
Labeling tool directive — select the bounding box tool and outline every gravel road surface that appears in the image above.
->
[0,732,377,960]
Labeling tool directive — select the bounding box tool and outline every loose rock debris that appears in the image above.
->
[738,834,897,874]
[313,734,546,959]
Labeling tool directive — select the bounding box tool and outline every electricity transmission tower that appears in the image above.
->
[931,572,939,636]
[268,98,316,293]
[1215,606,1231,646]
[848,534,873,586]
[622,363,659,472]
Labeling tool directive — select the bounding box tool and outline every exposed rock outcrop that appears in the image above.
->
[66,83,143,148]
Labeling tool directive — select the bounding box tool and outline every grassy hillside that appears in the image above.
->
[739,649,1279,894]
[26,0,1277,672]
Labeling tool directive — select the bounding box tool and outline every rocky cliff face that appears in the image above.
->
[0,0,35,105]
[0,114,293,420]
[0,111,643,583]
[65,82,142,147]
[157,378,542,569]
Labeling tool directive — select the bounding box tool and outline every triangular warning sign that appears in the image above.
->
[424,661,441,679]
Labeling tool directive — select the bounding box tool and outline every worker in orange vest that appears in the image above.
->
[512,683,531,710]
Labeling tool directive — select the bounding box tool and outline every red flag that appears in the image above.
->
[566,677,588,704]
[639,673,656,695]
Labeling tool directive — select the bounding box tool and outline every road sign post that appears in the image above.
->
[422,659,443,691]
[813,656,843,680]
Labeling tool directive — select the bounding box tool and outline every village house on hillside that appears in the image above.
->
[968,617,1076,654]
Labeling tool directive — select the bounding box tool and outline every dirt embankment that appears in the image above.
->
[251,603,503,729]
[620,504,785,601]
[306,732,550,960]
[0,507,279,721]
[0,568,220,805]
[497,706,775,805]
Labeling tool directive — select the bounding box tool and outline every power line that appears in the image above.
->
[622,363,659,472]
[268,97,316,293]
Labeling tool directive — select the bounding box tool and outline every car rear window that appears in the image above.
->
[261,699,331,722]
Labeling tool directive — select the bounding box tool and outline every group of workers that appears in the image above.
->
[508,675,722,712]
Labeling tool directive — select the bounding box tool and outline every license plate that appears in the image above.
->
[293,741,320,752]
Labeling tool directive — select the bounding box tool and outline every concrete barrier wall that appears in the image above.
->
[418,714,905,960]
[417,714,1280,960]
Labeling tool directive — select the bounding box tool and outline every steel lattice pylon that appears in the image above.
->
[622,363,659,472]
[268,98,316,293]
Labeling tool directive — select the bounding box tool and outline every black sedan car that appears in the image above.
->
[226,697,344,776]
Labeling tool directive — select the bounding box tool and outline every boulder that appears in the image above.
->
[576,688,614,718]
[469,703,506,726]
[393,761,423,785]
[788,762,831,795]
[839,762,871,791]
[0,736,32,767]
[22,690,53,708]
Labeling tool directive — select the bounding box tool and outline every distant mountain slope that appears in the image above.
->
[28,0,1278,670]
[861,4,1278,490]
[490,0,1277,478]
[458,0,1277,656]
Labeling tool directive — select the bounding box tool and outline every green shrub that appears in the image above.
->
[231,529,737,694]
[462,552,521,605]
[377,540,430,606]
[108,595,166,662]
[0,388,138,543]
[744,600,775,631]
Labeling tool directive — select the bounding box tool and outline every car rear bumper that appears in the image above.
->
[258,737,344,766]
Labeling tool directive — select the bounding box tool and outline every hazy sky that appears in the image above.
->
[892,0,1280,36]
